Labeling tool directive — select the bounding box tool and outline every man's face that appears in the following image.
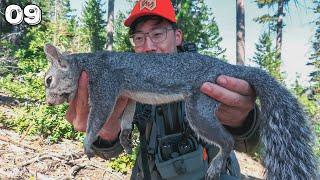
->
[132,19,182,53]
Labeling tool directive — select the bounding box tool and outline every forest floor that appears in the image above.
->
[0,93,265,180]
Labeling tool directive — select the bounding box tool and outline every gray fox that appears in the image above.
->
[44,44,318,179]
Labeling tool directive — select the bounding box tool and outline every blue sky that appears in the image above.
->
[70,0,316,86]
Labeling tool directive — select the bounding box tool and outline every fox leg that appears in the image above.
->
[84,84,118,158]
[184,93,234,180]
[119,99,136,154]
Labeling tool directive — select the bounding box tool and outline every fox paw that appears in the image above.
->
[84,144,95,159]
[120,129,132,154]
[83,137,95,159]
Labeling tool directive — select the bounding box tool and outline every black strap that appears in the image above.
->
[160,102,183,135]
[136,121,151,180]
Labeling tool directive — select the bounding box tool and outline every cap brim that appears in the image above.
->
[124,11,176,27]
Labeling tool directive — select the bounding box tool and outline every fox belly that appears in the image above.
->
[122,91,185,105]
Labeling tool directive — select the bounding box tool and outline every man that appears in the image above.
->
[66,0,260,179]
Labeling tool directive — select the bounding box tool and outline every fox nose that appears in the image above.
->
[46,99,54,106]
[62,93,70,99]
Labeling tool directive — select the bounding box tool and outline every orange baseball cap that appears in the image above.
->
[124,0,177,27]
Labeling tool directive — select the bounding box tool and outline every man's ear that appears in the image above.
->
[44,44,67,68]
[175,29,183,46]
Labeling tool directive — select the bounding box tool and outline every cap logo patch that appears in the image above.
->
[140,0,156,11]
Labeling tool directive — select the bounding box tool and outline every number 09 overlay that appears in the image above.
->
[5,4,42,26]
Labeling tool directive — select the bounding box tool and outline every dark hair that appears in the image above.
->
[129,15,178,35]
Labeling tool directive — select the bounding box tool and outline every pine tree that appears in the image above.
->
[50,0,76,49]
[252,32,284,82]
[113,12,132,52]
[173,0,226,57]
[254,0,296,61]
[308,0,320,99]
[82,0,106,52]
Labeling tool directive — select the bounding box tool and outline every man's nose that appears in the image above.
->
[143,36,157,52]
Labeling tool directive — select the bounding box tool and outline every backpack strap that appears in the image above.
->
[133,104,152,179]
[135,119,151,180]
[147,107,158,155]
[160,101,184,135]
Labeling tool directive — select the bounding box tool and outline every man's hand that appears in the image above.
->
[200,75,256,128]
[66,71,128,142]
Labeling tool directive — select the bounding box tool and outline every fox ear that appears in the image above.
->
[44,44,67,68]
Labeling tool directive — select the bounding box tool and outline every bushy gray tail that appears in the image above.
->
[229,66,318,179]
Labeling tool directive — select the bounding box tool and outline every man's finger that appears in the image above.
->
[66,98,76,123]
[77,71,89,96]
[65,71,89,131]
[215,104,249,127]
[200,82,253,109]
[216,75,255,96]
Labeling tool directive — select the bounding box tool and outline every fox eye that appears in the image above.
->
[45,76,53,87]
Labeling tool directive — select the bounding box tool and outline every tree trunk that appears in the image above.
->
[0,0,5,36]
[276,0,284,61]
[54,0,58,45]
[106,0,114,51]
[236,0,245,65]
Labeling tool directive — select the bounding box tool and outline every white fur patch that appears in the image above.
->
[120,101,136,129]
[122,91,184,105]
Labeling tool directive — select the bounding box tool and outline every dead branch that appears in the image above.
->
[87,160,124,180]
[0,135,39,152]
[68,164,85,177]
[19,154,52,167]
[19,124,34,142]
[19,152,85,168]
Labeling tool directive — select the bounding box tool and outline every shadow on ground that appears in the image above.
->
[0,94,36,106]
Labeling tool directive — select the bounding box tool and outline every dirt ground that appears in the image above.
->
[0,96,265,180]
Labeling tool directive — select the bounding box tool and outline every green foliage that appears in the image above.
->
[0,68,82,143]
[107,127,139,173]
[253,14,278,31]
[308,0,320,97]
[293,91,319,117]
[82,0,106,52]
[291,76,320,157]
[306,2,320,158]
[49,0,77,50]
[0,103,83,142]
[252,32,284,82]
[0,1,82,142]
[113,13,133,52]
[254,0,291,23]
[0,40,17,76]
[107,147,138,174]
[174,0,226,57]
[255,0,291,8]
